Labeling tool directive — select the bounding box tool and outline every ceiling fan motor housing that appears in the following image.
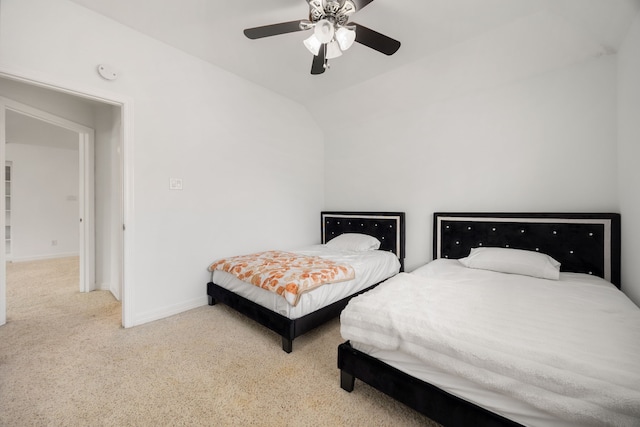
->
[309,0,356,26]
[325,1,340,15]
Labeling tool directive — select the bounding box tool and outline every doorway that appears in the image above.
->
[0,70,132,327]
[2,99,95,294]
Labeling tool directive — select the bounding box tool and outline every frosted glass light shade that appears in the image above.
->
[326,40,343,59]
[303,35,322,56]
[314,19,334,43]
[336,27,356,51]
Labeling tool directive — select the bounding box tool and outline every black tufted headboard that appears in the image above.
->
[433,212,621,288]
[322,211,406,271]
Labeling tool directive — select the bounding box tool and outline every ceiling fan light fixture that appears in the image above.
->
[326,40,343,59]
[303,34,322,56]
[243,0,401,75]
[335,27,356,51]
[313,19,335,44]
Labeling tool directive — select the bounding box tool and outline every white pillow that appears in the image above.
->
[458,247,561,280]
[325,233,381,251]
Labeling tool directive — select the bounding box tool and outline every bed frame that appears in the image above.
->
[338,212,621,427]
[207,211,405,353]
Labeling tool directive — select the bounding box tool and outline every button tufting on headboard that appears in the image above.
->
[433,213,621,288]
[322,211,406,271]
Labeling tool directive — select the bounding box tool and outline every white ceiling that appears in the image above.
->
[67,0,640,107]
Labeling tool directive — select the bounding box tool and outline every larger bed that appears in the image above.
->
[207,211,405,353]
[338,212,640,427]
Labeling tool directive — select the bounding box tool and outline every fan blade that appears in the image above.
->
[311,44,326,75]
[352,23,400,55]
[351,0,375,11]
[244,20,306,39]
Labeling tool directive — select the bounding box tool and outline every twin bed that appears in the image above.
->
[207,211,405,353]
[339,212,640,427]
[207,211,639,426]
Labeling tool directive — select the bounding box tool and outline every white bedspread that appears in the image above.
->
[340,259,640,426]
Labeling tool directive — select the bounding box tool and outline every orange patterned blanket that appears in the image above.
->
[208,250,355,306]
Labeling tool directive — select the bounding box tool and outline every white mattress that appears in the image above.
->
[342,259,640,427]
[211,244,400,319]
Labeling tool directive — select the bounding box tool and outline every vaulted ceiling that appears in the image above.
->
[68,0,640,108]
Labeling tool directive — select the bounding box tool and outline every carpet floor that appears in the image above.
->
[0,257,439,426]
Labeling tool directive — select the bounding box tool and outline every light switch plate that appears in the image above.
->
[169,178,183,190]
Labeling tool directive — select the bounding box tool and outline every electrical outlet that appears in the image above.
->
[169,178,183,190]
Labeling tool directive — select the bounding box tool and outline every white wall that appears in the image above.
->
[0,0,324,325]
[5,142,79,261]
[320,11,619,274]
[618,13,640,306]
[323,47,619,280]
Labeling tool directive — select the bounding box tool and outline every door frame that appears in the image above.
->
[1,97,95,294]
[0,66,134,328]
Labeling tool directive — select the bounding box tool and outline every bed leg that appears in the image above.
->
[340,370,355,392]
[282,337,293,353]
[208,296,216,306]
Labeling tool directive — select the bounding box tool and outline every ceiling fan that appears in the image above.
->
[243,0,401,75]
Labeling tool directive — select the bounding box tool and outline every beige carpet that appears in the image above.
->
[0,257,440,426]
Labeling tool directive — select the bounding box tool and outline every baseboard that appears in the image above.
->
[130,295,208,327]
[8,252,79,263]
[109,283,121,301]
[94,282,121,301]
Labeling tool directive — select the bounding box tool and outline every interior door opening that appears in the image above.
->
[2,99,94,289]
[0,74,128,327]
